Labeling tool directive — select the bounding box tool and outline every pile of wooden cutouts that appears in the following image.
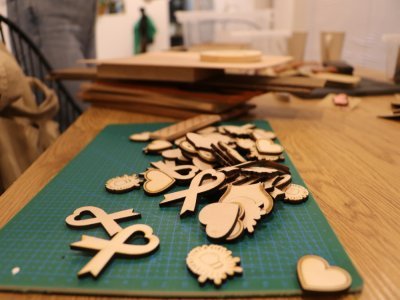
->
[66,121,352,292]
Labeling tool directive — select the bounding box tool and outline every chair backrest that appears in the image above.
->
[0,14,82,132]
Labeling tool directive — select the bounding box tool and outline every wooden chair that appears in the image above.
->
[0,14,82,132]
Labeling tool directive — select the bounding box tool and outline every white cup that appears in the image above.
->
[382,33,400,80]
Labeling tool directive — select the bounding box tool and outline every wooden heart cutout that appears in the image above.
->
[251,128,276,140]
[161,148,183,160]
[151,161,199,181]
[256,139,284,155]
[219,184,271,233]
[143,169,175,195]
[297,255,352,292]
[66,206,140,237]
[129,131,150,142]
[144,140,173,153]
[199,202,240,240]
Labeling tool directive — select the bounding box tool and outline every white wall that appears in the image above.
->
[0,0,6,16]
[96,0,169,59]
[293,0,400,71]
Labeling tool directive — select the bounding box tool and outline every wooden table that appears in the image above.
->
[0,91,399,300]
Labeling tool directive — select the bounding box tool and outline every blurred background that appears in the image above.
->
[1,0,399,72]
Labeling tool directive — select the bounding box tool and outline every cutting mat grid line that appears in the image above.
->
[0,121,362,297]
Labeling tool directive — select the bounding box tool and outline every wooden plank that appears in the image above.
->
[310,72,361,86]
[79,82,258,114]
[92,102,199,119]
[97,64,222,83]
[79,91,230,113]
[83,81,261,105]
[88,51,293,70]
[49,67,97,80]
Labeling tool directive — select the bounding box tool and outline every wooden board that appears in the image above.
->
[97,64,222,83]
[87,52,292,83]
[91,52,293,70]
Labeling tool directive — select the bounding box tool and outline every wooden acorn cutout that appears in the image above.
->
[105,174,141,194]
[297,255,352,292]
[199,202,240,240]
[143,140,173,154]
[186,244,243,286]
[71,224,160,278]
[151,161,199,181]
[129,131,151,142]
[256,139,284,155]
[160,169,226,217]
[143,169,176,195]
[65,206,141,237]
[284,183,309,203]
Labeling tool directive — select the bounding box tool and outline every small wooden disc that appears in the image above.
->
[283,184,309,203]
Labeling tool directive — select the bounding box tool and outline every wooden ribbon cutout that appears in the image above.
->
[159,169,226,216]
[65,206,140,237]
[151,161,199,181]
[71,224,160,278]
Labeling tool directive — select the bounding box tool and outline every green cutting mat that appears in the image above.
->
[0,121,362,297]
